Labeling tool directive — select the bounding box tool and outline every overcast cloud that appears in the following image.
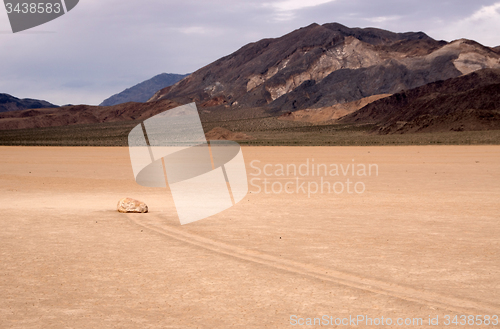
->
[1,0,500,105]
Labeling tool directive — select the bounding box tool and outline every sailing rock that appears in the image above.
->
[117,198,148,213]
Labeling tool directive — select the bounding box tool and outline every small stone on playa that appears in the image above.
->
[117,198,148,213]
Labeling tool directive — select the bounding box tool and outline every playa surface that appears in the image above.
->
[0,146,499,328]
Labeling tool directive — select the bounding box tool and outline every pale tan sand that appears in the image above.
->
[0,146,499,328]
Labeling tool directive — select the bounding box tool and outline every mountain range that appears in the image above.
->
[99,73,189,106]
[1,22,500,137]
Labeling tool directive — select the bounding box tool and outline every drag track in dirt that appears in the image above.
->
[129,214,500,315]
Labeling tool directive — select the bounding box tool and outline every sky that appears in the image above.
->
[1,0,500,106]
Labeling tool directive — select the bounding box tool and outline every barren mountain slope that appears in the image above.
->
[150,23,500,117]
[278,94,391,123]
[339,68,500,133]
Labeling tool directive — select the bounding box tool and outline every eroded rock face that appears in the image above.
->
[117,198,148,213]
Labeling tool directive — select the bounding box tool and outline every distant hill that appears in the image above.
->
[493,46,500,54]
[0,93,58,113]
[339,68,500,133]
[99,73,189,106]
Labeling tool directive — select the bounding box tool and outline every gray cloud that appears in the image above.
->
[0,0,499,105]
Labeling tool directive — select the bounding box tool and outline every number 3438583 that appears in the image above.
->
[5,2,61,14]
[444,315,498,326]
